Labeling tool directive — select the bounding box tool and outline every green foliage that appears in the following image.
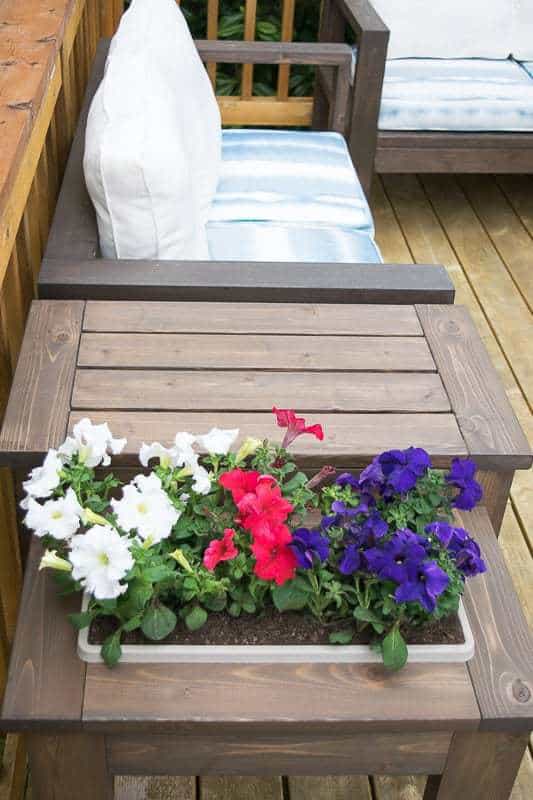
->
[382,626,408,671]
[141,603,177,640]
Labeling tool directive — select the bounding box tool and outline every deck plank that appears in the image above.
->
[288,776,372,799]
[376,175,533,554]
[420,175,532,405]
[373,776,426,800]
[201,777,283,799]
[495,175,533,239]
[114,777,195,799]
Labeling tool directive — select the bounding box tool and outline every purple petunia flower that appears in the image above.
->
[394,559,449,612]
[365,529,427,583]
[357,457,385,492]
[378,447,432,495]
[362,511,388,540]
[335,472,359,489]
[338,542,364,575]
[446,458,483,510]
[425,522,486,577]
[289,527,329,569]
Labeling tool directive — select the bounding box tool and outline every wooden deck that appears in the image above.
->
[16,174,533,800]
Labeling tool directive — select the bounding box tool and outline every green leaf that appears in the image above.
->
[101,631,122,667]
[353,606,381,624]
[141,604,177,641]
[185,605,208,631]
[228,601,241,618]
[382,627,408,671]
[121,614,142,632]
[68,611,93,630]
[329,629,354,645]
[203,592,227,612]
[143,565,175,583]
[118,579,153,618]
[272,580,309,612]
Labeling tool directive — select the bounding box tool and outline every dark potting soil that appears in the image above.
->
[88,606,464,647]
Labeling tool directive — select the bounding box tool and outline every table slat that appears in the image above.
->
[83,302,424,336]
[71,370,451,413]
[0,300,84,458]
[67,411,467,466]
[82,661,479,732]
[461,508,533,731]
[416,304,532,469]
[78,333,436,372]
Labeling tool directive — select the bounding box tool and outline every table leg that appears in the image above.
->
[478,470,514,536]
[27,733,113,800]
[424,731,528,800]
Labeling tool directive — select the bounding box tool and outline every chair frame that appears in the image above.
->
[39,25,452,305]
[330,1,533,174]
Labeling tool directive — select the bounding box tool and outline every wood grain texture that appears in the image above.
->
[68,410,467,467]
[71,370,450,413]
[416,304,532,470]
[83,302,424,336]
[201,777,282,800]
[83,661,479,732]
[373,775,426,800]
[477,470,514,535]
[78,333,436,372]
[0,300,84,463]
[39,259,454,305]
[106,731,451,776]
[288,776,372,800]
[26,734,112,800]
[431,731,528,800]
[115,776,194,800]
[1,538,85,731]
[459,508,533,730]
[196,40,353,66]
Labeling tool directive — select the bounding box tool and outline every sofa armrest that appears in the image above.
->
[195,40,352,134]
[316,0,389,195]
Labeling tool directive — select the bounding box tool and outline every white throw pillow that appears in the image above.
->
[84,0,221,259]
[372,0,512,60]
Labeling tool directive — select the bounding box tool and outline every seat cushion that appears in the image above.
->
[379,58,533,132]
[207,222,382,263]
[210,130,374,235]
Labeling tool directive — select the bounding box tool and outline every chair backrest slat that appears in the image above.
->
[278,0,296,100]
[206,0,219,87]
[241,0,258,98]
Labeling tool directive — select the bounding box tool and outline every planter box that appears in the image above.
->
[78,596,474,664]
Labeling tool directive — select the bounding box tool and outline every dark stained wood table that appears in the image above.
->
[0,300,532,800]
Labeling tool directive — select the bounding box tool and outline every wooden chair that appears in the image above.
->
[39,30,453,305]
[341,0,533,174]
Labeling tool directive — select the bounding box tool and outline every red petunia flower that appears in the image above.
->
[219,469,261,504]
[203,528,239,571]
[237,476,294,540]
[251,524,297,585]
[272,406,324,449]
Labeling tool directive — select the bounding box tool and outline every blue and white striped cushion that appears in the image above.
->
[210,129,374,234]
[207,222,382,263]
[379,58,533,132]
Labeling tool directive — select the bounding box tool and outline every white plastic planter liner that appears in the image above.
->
[78,595,475,664]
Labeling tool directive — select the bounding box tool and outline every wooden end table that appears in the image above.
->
[0,299,532,800]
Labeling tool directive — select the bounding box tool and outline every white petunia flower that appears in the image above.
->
[59,418,126,468]
[173,432,199,469]
[70,525,133,600]
[111,473,180,544]
[196,427,239,455]
[191,465,212,496]
[21,450,63,509]
[139,442,178,469]
[39,550,72,572]
[24,488,83,540]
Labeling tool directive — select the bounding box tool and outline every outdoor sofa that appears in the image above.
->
[360,0,533,173]
[39,0,453,304]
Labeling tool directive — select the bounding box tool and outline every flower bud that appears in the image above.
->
[39,549,72,572]
[235,436,262,464]
[170,548,193,573]
[82,508,110,528]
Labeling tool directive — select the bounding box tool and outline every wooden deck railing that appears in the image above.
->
[0,1,122,795]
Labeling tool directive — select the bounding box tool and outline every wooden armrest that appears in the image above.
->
[195,40,352,66]
[334,0,389,38]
